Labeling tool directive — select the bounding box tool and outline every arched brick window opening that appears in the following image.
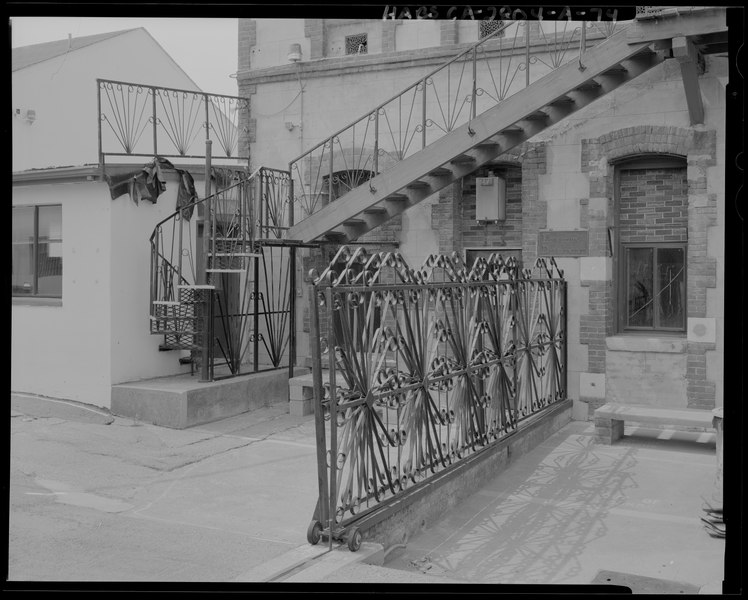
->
[613,154,688,333]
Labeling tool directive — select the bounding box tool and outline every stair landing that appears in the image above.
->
[112,367,307,429]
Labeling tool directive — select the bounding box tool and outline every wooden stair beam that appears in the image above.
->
[288,29,666,243]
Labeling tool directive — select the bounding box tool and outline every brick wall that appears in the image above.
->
[305,19,325,59]
[580,124,718,410]
[618,167,688,243]
[461,165,522,251]
[428,142,545,260]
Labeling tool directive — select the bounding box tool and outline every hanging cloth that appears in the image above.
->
[175,169,198,220]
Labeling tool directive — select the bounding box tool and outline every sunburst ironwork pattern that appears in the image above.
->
[309,247,566,530]
[98,78,250,164]
[149,166,294,379]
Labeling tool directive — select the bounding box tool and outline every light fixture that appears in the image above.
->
[287,43,302,63]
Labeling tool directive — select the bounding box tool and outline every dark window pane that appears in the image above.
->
[657,247,685,328]
[627,247,653,327]
[36,205,63,297]
[12,207,35,295]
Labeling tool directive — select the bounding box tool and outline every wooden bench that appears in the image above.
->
[594,403,714,444]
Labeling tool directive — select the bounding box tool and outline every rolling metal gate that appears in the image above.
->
[307,247,567,550]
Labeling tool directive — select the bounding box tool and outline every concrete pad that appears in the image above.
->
[383,421,722,588]
[128,432,319,546]
[283,543,384,582]
[111,368,306,429]
[591,570,700,594]
[11,393,114,425]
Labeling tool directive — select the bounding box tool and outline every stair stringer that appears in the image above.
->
[287,32,667,244]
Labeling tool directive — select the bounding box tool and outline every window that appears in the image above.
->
[479,20,505,39]
[12,205,63,297]
[466,248,522,279]
[323,169,376,202]
[621,243,685,331]
[345,33,368,55]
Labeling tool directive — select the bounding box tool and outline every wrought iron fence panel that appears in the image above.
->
[309,247,566,534]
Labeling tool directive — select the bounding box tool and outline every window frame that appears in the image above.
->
[618,241,687,333]
[344,33,368,55]
[12,203,63,299]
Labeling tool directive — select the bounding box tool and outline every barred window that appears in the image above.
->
[12,205,63,298]
[479,20,505,39]
[345,33,368,55]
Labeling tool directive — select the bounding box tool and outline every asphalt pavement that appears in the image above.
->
[7,392,724,593]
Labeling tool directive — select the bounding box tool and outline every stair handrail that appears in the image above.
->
[148,165,264,244]
[287,18,630,223]
[287,21,513,167]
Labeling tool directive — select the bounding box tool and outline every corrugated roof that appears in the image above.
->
[12,29,141,71]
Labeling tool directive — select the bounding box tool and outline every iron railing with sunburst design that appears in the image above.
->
[149,166,296,379]
[97,78,249,169]
[289,19,622,221]
[307,246,567,547]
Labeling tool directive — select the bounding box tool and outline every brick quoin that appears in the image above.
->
[580,125,718,409]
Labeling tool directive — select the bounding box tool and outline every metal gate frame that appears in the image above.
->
[306,247,567,550]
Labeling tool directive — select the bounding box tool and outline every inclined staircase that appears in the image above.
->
[287,10,727,244]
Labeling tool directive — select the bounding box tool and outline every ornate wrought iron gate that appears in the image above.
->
[306,247,567,550]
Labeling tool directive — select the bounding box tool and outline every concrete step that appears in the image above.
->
[112,367,306,429]
[288,370,326,417]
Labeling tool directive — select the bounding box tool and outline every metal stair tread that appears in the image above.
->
[206,268,246,273]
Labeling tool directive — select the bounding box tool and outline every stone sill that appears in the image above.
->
[12,297,63,307]
[606,335,687,354]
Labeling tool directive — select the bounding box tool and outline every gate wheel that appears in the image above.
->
[307,520,323,545]
[346,526,362,552]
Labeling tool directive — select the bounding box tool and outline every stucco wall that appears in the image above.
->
[12,29,202,172]
[12,169,207,408]
[109,171,204,387]
[12,182,113,406]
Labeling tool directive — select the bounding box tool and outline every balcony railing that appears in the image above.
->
[97,78,249,168]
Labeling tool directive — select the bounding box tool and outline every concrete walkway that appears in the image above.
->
[8,393,723,591]
[382,421,724,592]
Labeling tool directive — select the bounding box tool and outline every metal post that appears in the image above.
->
[200,140,213,286]
[309,283,330,531]
[288,246,297,380]
[253,255,260,373]
[580,20,587,56]
[96,80,104,176]
[562,280,568,400]
[152,85,158,156]
[328,144,334,206]
[288,171,295,229]
[525,21,531,88]
[327,286,338,548]
[199,139,213,382]
[471,48,477,120]
[421,79,427,149]
[373,112,379,174]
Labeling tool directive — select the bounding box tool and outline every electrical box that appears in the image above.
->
[475,176,506,222]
